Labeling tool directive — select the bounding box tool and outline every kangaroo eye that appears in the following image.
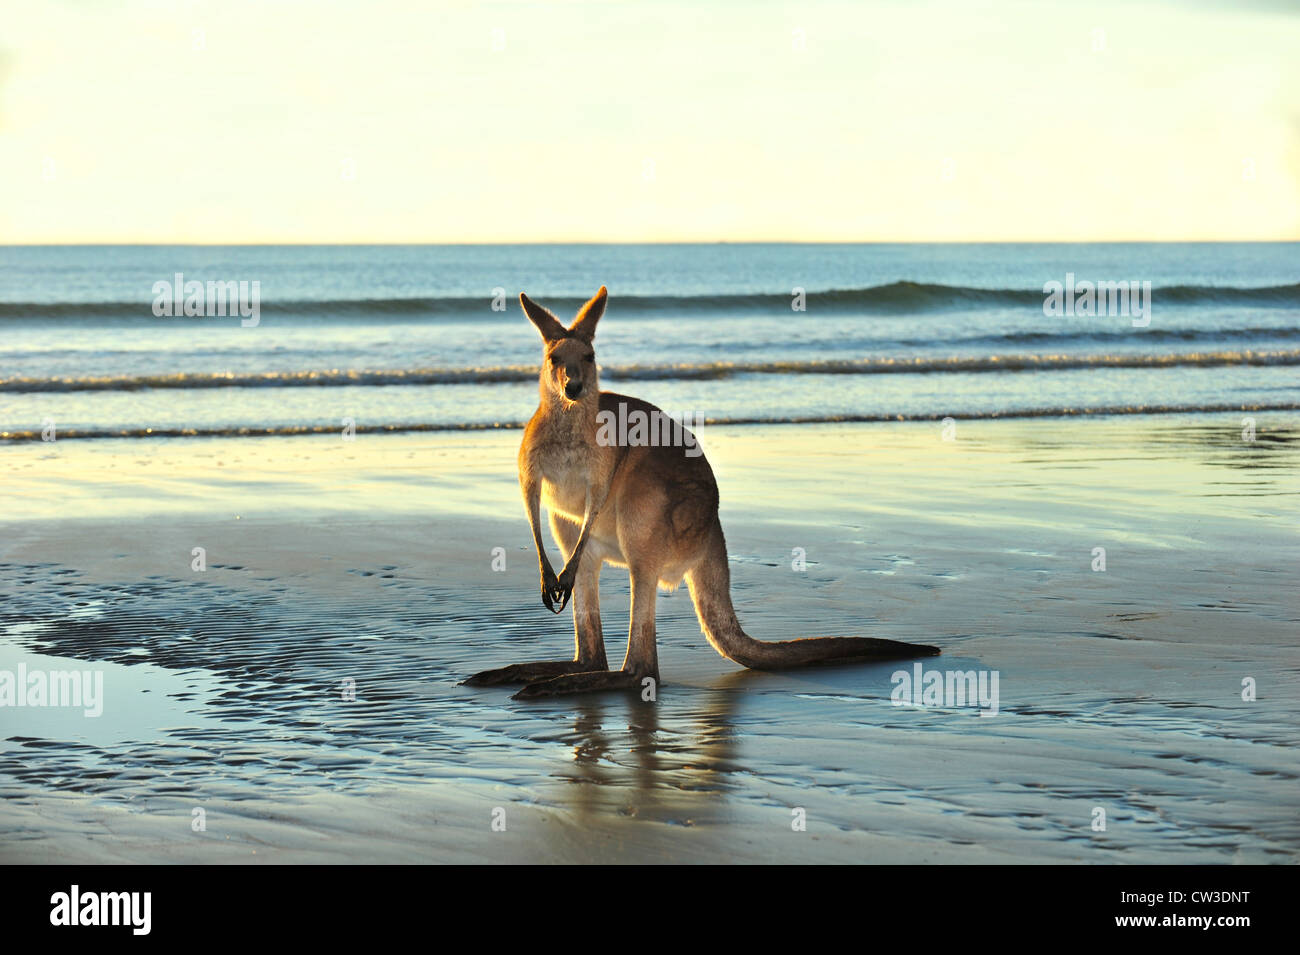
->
[549,354,561,364]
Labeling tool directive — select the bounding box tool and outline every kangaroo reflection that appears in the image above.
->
[551,671,761,830]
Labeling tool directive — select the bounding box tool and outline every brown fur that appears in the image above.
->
[462,286,939,698]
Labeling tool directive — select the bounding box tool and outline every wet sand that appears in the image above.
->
[1,415,1297,863]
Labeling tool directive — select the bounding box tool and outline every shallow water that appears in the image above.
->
[1,418,1296,862]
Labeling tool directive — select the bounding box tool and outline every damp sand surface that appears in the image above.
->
[1,417,1297,863]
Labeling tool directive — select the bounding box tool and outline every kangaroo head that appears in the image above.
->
[519,286,606,405]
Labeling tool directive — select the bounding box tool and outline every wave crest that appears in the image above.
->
[1,280,1296,320]
[3,402,1297,443]
[3,349,1297,393]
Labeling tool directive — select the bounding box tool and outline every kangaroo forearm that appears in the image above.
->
[565,479,612,569]
[521,477,553,573]
[533,530,555,573]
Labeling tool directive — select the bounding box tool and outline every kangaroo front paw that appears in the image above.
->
[551,567,576,612]
[539,568,570,614]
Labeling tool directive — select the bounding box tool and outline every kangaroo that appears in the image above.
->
[464,286,940,699]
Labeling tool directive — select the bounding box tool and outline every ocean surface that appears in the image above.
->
[1,243,1297,440]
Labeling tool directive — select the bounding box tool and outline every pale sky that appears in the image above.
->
[1,0,1297,242]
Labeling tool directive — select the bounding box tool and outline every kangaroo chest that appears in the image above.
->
[536,444,594,518]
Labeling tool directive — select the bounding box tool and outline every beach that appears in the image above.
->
[3,414,1296,863]
[3,0,1298,897]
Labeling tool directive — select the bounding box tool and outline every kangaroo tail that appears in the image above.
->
[685,525,940,669]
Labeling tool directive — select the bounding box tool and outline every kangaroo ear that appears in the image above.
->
[519,293,567,342]
[569,286,607,343]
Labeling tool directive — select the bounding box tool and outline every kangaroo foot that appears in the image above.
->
[461,659,603,687]
[512,669,655,700]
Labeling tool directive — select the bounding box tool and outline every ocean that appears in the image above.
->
[1,242,1297,440]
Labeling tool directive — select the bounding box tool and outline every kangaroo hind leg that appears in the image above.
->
[462,516,610,687]
[513,564,659,699]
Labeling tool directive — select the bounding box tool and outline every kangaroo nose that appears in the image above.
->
[565,381,582,399]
